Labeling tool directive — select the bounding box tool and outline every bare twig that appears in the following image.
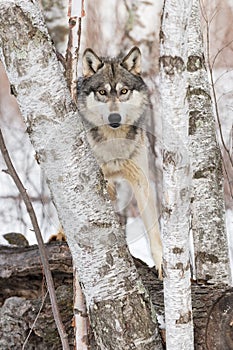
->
[0,128,70,350]
[0,194,50,203]
[22,290,49,349]
[214,68,233,86]
[217,90,233,105]
[211,39,233,71]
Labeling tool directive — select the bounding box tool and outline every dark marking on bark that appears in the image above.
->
[187,86,211,100]
[175,262,184,270]
[34,151,41,164]
[98,264,111,277]
[106,252,114,266]
[173,247,184,254]
[75,136,84,147]
[176,310,192,324]
[74,183,84,192]
[26,125,33,135]
[197,251,219,264]
[193,167,218,179]
[163,206,173,217]
[189,110,201,135]
[89,220,112,229]
[159,29,165,44]
[79,171,90,184]
[74,307,88,318]
[163,150,177,166]
[187,55,204,72]
[10,84,17,97]
[159,55,185,75]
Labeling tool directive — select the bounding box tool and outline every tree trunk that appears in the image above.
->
[187,0,231,285]
[0,1,162,349]
[159,1,194,349]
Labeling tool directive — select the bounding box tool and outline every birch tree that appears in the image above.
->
[159,1,194,349]
[0,1,163,349]
[187,0,231,284]
[160,0,231,348]
[187,1,231,347]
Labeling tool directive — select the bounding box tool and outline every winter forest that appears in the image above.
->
[0,0,233,349]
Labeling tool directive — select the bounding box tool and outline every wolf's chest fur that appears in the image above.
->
[87,124,146,175]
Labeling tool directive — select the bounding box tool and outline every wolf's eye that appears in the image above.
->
[98,89,107,95]
[121,88,128,95]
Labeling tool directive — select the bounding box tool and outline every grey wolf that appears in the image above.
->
[78,47,163,278]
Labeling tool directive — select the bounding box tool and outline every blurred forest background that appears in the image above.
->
[0,0,232,269]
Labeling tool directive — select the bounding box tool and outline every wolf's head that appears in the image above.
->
[78,47,150,130]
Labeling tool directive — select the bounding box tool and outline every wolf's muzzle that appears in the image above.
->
[108,113,121,128]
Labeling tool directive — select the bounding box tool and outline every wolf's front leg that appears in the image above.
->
[145,200,163,279]
[135,182,163,279]
[122,161,163,279]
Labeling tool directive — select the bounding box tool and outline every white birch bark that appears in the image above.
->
[159,1,194,349]
[187,0,231,284]
[0,1,163,349]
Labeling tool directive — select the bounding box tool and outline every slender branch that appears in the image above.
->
[214,68,233,86]
[217,90,233,105]
[0,128,70,350]
[0,193,50,203]
[211,39,233,71]
[22,290,49,349]
[76,16,82,71]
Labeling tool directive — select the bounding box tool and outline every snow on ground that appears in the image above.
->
[126,217,154,267]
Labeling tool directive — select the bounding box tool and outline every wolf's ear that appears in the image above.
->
[121,47,141,75]
[82,49,103,77]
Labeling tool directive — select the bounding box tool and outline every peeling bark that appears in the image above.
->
[0,1,162,349]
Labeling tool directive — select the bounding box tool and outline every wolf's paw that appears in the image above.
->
[152,249,163,280]
[157,264,163,280]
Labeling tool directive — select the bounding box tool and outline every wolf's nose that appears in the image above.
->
[108,113,121,128]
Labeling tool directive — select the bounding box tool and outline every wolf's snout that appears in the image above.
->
[108,113,121,128]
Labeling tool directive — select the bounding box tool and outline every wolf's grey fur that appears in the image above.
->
[78,47,163,278]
